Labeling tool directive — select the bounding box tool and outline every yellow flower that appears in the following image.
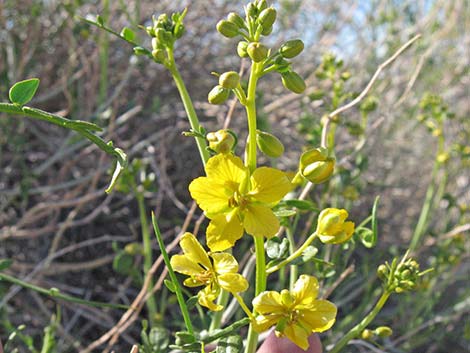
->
[170,232,248,311]
[252,275,337,350]
[316,208,355,244]
[189,154,292,251]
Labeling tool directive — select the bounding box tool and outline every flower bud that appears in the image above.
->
[206,130,235,154]
[208,85,230,105]
[156,28,173,47]
[145,26,156,37]
[361,329,373,340]
[315,208,355,244]
[256,0,268,11]
[377,264,389,280]
[246,3,257,18]
[299,147,335,184]
[256,130,285,158]
[151,37,159,50]
[280,39,304,58]
[436,152,450,164]
[152,49,166,64]
[260,25,273,36]
[247,42,268,62]
[219,71,240,89]
[258,7,277,29]
[237,41,249,57]
[374,326,393,338]
[216,20,239,38]
[281,71,306,94]
[227,12,245,29]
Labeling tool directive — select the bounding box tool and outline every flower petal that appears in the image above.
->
[211,252,239,274]
[205,154,247,185]
[179,232,211,269]
[252,291,283,314]
[198,286,222,311]
[253,314,283,333]
[250,167,292,203]
[243,205,280,238]
[206,214,244,251]
[189,177,230,215]
[297,300,337,333]
[170,254,203,276]
[281,323,310,350]
[292,275,319,306]
[218,273,249,293]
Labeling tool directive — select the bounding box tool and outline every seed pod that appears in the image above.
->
[237,41,249,57]
[258,7,277,29]
[227,12,245,29]
[219,71,240,89]
[299,147,335,183]
[256,130,285,158]
[247,42,268,62]
[207,130,236,154]
[280,39,304,58]
[208,85,230,105]
[217,19,239,38]
[281,71,306,94]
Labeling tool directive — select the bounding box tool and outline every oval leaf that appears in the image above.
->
[120,27,136,41]
[0,259,13,271]
[9,78,40,106]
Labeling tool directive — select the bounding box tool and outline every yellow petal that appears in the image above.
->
[249,167,292,203]
[179,232,211,269]
[183,277,205,288]
[297,300,337,333]
[252,291,283,314]
[211,252,239,274]
[243,205,280,238]
[292,275,319,306]
[170,254,203,276]
[205,154,247,186]
[206,214,244,252]
[218,273,249,293]
[198,286,223,311]
[281,323,310,350]
[189,177,230,215]
[253,314,283,333]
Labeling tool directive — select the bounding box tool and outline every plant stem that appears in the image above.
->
[167,51,210,165]
[0,272,128,310]
[136,191,157,325]
[209,289,230,332]
[329,290,391,353]
[266,232,318,274]
[245,62,261,172]
[151,213,194,335]
[98,0,110,105]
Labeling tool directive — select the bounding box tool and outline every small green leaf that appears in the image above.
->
[149,326,170,350]
[164,279,176,293]
[284,199,319,211]
[356,226,374,248]
[9,78,40,106]
[112,251,134,274]
[273,208,297,217]
[266,237,290,260]
[0,259,13,271]
[186,295,199,309]
[120,27,136,41]
[96,15,104,26]
[371,196,380,246]
[216,335,243,353]
[301,245,318,262]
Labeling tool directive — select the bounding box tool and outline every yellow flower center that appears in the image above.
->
[195,270,214,285]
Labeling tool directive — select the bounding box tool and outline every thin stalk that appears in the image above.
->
[286,227,298,290]
[136,191,157,325]
[329,290,391,353]
[99,0,110,105]
[208,289,230,332]
[245,62,261,172]
[167,51,210,165]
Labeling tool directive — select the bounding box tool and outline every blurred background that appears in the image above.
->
[0,0,469,352]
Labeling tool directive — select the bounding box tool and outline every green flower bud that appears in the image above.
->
[207,130,236,154]
[152,49,166,64]
[247,42,268,62]
[256,0,268,11]
[261,25,273,36]
[246,3,258,18]
[258,7,277,29]
[361,329,373,340]
[133,46,148,56]
[145,26,156,37]
[341,71,352,81]
[281,71,306,94]
[124,242,143,255]
[299,147,335,183]
[374,326,393,338]
[280,39,304,58]
[174,23,185,39]
[208,85,230,105]
[227,12,245,29]
[360,96,379,113]
[156,28,173,47]
[256,130,285,158]
[219,71,240,89]
[216,20,239,38]
[377,264,389,280]
[237,41,249,57]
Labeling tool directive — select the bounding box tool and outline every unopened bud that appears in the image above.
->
[219,71,240,89]
[208,85,230,105]
[361,329,373,340]
[237,41,249,58]
[207,130,235,154]
[281,71,306,94]
[227,12,245,28]
[152,49,166,63]
[256,0,268,11]
[299,147,335,183]
[247,42,268,62]
[377,264,388,280]
[258,7,277,29]
[256,130,285,158]
[280,39,304,58]
[217,20,239,38]
[375,326,393,338]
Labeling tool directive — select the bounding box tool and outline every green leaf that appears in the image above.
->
[216,335,243,353]
[112,252,134,275]
[371,196,380,246]
[105,147,127,194]
[96,15,104,26]
[164,279,176,293]
[284,199,319,211]
[356,226,374,248]
[148,326,170,351]
[301,245,319,262]
[186,295,199,309]
[9,78,40,106]
[266,237,290,260]
[273,208,297,217]
[0,259,13,271]
[120,27,136,41]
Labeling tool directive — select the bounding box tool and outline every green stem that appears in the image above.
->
[151,213,194,335]
[266,232,318,274]
[136,191,157,325]
[329,290,391,353]
[99,0,110,105]
[0,272,128,310]
[286,227,298,290]
[208,289,230,332]
[168,51,210,165]
[245,62,261,172]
